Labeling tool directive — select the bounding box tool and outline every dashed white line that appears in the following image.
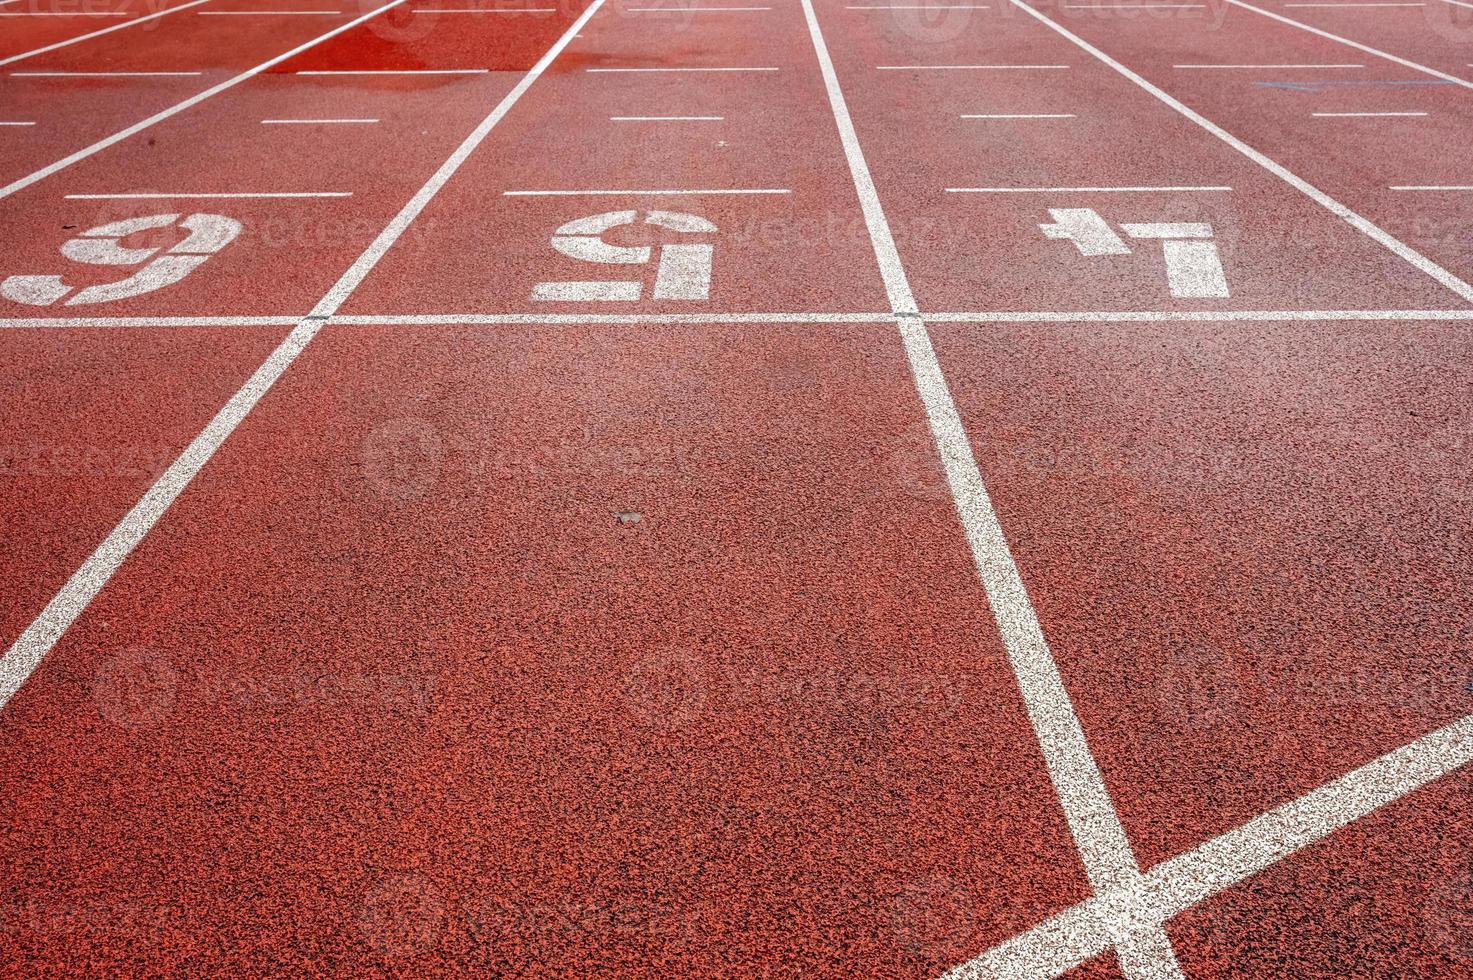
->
[1225,0,1473,91]
[1284,2,1423,6]
[503,188,790,195]
[412,6,555,10]
[848,4,987,8]
[961,112,1076,118]
[199,8,345,13]
[1390,185,1473,191]
[11,70,204,77]
[1173,62,1364,68]
[0,0,413,202]
[1065,3,1204,7]
[0,0,214,69]
[585,66,780,71]
[609,115,724,120]
[626,5,771,9]
[0,10,130,15]
[878,63,1071,69]
[261,117,380,123]
[0,121,37,126]
[293,67,489,74]
[1313,110,1426,116]
[947,185,1231,192]
[0,0,609,715]
[65,191,353,199]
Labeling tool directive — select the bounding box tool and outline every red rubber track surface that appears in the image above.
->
[0,0,1471,975]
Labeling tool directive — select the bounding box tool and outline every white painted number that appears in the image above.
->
[532,210,715,302]
[1,212,241,306]
[1040,208,1229,299]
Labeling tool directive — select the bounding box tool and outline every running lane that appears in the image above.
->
[1212,0,1473,83]
[808,0,1471,313]
[0,0,401,187]
[337,0,892,315]
[1017,0,1473,305]
[0,322,1091,975]
[0,1,590,319]
[0,0,200,61]
[927,315,1473,966]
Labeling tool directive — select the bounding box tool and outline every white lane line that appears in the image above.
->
[947,185,1230,192]
[5,309,1473,329]
[1173,62,1363,68]
[848,4,987,8]
[65,192,352,198]
[293,68,489,74]
[504,188,790,195]
[878,63,1071,69]
[0,11,130,15]
[0,0,213,68]
[1065,3,1205,7]
[11,71,205,77]
[1391,185,1473,190]
[0,2,607,717]
[0,121,37,126]
[961,113,1076,118]
[0,0,411,202]
[585,66,780,71]
[1284,2,1424,6]
[1226,0,1473,90]
[199,9,345,13]
[1006,0,1473,304]
[802,0,1187,974]
[609,115,724,120]
[1313,110,1426,116]
[412,6,555,10]
[0,317,304,328]
[946,715,1473,979]
[919,308,1473,321]
[261,117,380,123]
[626,5,772,9]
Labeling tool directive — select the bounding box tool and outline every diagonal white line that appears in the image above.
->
[0,0,608,713]
[0,0,214,68]
[1005,0,1473,306]
[1224,0,1473,90]
[798,0,1185,975]
[946,714,1473,978]
[0,0,412,201]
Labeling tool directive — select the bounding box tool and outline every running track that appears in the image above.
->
[0,0,1470,975]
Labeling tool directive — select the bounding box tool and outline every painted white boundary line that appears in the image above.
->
[878,63,1070,69]
[799,0,1186,975]
[0,0,608,714]
[294,68,489,74]
[66,192,352,199]
[946,714,1473,978]
[12,71,205,77]
[1005,0,1473,306]
[3,309,1473,329]
[947,185,1229,192]
[1172,63,1363,68]
[961,113,1076,118]
[1225,0,1473,91]
[0,0,214,69]
[262,117,380,123]
[0,0,412,202]
[503,188,790,195]
[1314,110,1426,116]
[585,66,779,71]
